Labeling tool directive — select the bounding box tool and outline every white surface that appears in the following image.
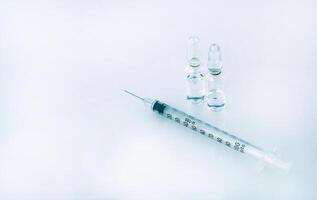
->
[1,0,317,199]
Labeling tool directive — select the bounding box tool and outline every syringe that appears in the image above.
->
[124,90,290,172]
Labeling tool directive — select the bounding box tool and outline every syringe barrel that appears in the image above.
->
[151,100,291,172]
[152,101,262,156]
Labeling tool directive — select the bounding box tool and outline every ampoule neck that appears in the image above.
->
[208,68,222,76]
[188,57,201,67]
[187,64,202,74]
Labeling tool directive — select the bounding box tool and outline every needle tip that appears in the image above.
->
[123,90,145,101]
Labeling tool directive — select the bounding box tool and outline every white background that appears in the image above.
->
[1,0,317,199]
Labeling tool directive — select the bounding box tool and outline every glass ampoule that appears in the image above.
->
[206,44,226,111]
[185,36,205,103]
